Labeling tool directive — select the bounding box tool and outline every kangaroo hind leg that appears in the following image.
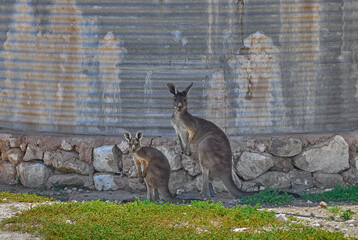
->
[145,181,157,202]
[152,188,160,202]
[200,168,212,200]
[158,186,177,203]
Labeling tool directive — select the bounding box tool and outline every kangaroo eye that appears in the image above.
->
[184,98,187,102]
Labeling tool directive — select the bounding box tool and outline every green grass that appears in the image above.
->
[0,191,53,203]
[326,205,343,214]
[322,204,356,221]
[301,185,358,203]
[341,209,355,221]
[240,188,294,206]
[0,196,349,240]
[238,185,358,206]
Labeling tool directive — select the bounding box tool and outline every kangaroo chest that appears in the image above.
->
[133,152,148,165]
[171,115,192,145]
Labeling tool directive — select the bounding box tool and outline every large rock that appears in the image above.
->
[121,154,136,177]
[93,173,118,191]
[341,168,358,186]
[0,140,10,160]
[60,139,73,151]
[8,137,21,148]
[313,172,344,189]
[93,173,130,191]
[93,145,122,173]
[289,169,313,190]
[236,152,274,180]
[229,139,246,157]
[75,142,93,164]
[232,170,243,190]
[44,150,93,175]
[0,160,17,185]
[240,181,260,192]
[6,148,24,165]
[17,162,52,188]
[293,135,349,173]
[156,146,182,171]
[128,177,146,192]
[253,171,291,190]
[23,144,44,161]
[0,136,10,153]
[269,138,302,157]
[113,175,130,190]
[47,173,94,189]
[181,156,201,177]
[270,157,293,172]
[169,170,196,193]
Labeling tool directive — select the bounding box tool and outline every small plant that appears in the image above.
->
[341,209,355,221]
[38,185,48,191]
[326,205,342,214]
[53,183,66,191]
[16,176,21,184]
[321,204,356,221]
[240,188,293,205]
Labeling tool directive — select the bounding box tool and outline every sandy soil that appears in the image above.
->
[1,183,357,239]
[0,202,42,239]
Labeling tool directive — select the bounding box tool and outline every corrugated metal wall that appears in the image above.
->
[0,0,357,136]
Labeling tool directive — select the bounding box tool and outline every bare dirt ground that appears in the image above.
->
[1,183,358,239]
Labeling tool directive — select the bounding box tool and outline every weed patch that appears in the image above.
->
[0,194,348,240]
[326,205,342,215]
[240,188,294,206]
[0,192,53,203]
[301,185,358,203]
[341,209,355,221]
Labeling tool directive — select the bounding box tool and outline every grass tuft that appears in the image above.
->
[326,205,342,215]
[341,209,355,221]
[0,192,53,203]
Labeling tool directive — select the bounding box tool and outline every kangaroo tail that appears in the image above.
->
[220,174,246,199]
[158,187,184,203]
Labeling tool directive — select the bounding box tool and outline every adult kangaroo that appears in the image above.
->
[167,82,245,199]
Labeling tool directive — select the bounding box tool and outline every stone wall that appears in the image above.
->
[0,131,357,194]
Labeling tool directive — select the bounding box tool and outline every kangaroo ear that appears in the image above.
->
[167,83,177,95]
[123,131,131,141]
[183,82,193,95]
[136,131,144,140]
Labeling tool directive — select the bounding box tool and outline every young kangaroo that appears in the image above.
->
[124,131,178,202]
[167,82,245,199]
